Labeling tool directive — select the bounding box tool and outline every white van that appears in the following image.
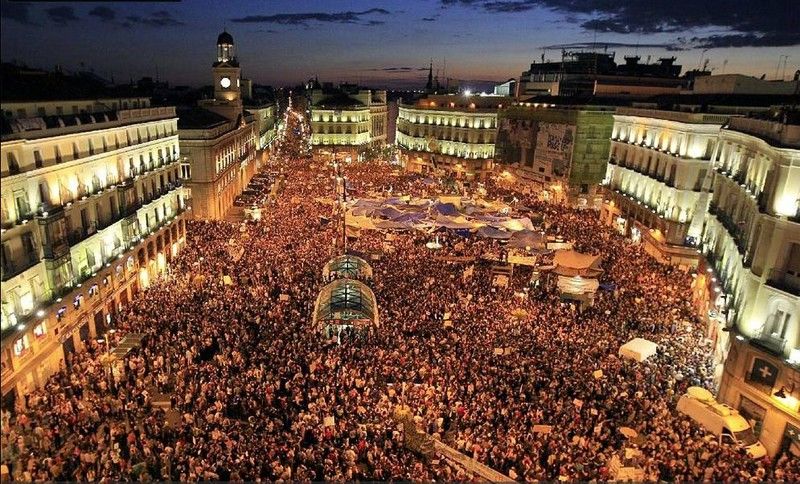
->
[676,387,766,459]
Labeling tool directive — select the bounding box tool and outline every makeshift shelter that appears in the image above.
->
[322,254,373,280]
[376,206,406,219]
[345,211,378,230]
[618,338,658,362]
[507,230,547,250]
[375,219,416,230]
[553,250,604,306]
[553,250,603,277]
[500,217,535,232]
[433,214,478,230]
[432,202,459,216]
[476,226,512,240]
[313,279,379,336]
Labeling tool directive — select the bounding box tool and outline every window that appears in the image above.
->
[39,182,50,207]
[33,150,43,168]
[787,243,800,278]
[767,309,791,340]
[13,335,30,356]
[7,152,19,173]
[73,294,83,309]
[88,284,99,297]
[33,321,46,338]
[14,190,31,218]
[37,107,46,117]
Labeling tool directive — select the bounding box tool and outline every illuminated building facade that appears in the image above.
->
[1,97,187,402]
[179,31,258,220]
[600,108,728,265]
[495,103,613,205]
[310,85,388,152]
[702,115,799,458]
[396,94,512,181]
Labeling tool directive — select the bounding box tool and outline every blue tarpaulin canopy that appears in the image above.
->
[376,206,406,219]
[433,202,459,216]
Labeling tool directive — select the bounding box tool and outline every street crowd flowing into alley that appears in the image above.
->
[2,139,800,481]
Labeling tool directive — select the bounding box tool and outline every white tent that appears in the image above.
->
[557,275,600,295]
[618,338,658,362]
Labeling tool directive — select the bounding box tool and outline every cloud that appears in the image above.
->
[46,6,79,25]
[365,66,430,72]
[441,0,800,49]
[88,6,116,22]
[0,1,35,25]
[121,10,183,28]
[231,8,390,26]
[542,41,677,50]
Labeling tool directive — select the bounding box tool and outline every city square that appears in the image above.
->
[1,1,799,481]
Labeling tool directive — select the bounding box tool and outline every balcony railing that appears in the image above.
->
[67,222,98,246]
[751,330,787,356]
[711,204,748,256]
[1,251,40,281]
[765,269,800,297]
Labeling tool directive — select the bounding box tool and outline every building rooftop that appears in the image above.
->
[1,110,118,136]
[1,63,147,102]
[176,106,230,129]
[313,92,366,109]
[406,94,513,111]
[2,106,175,140]
[725,111,800,148]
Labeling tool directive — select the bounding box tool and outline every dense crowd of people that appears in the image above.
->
[2,138,799,481]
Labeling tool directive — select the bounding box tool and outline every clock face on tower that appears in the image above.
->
[220,77,231,88]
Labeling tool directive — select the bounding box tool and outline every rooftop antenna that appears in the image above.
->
[443,57,447,90]
[774,55,785,80]
[697,48,709,70]
[781,55,790,81]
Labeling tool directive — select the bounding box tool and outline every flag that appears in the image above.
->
[749,358,778,387]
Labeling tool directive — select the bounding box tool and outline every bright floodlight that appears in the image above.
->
[464,90,472,96]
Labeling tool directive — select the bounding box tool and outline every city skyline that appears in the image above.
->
[1,0,798,89]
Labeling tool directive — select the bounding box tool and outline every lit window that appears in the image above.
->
[34,322,46,338]
[56,306,67,321]
[73,294,83,309]
[13,335,30,356]
[89,284,99,297]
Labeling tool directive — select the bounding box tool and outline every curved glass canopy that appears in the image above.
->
[322,254,373,280]
[313,278,379,329]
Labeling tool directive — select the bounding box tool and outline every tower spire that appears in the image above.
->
[426,59,433,91]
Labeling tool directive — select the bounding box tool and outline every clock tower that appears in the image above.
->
[205,30,243,120]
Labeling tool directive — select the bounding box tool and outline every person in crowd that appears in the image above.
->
[2,151,796,482]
